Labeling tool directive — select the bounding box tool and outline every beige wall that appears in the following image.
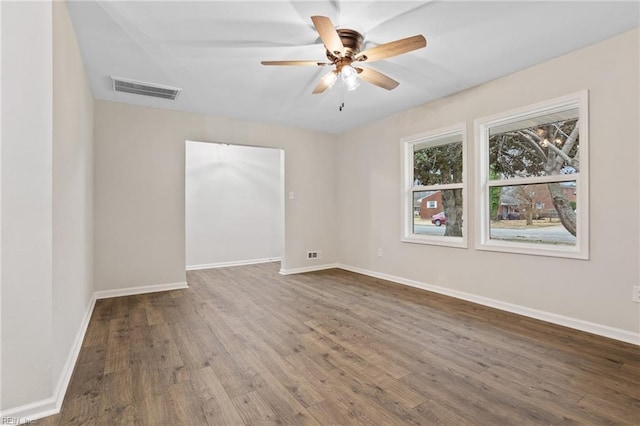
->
[93,102,337,291]
[1,0,95,413]
[52,0,94,393]
[1,1,54,409]
[336,29,640,334]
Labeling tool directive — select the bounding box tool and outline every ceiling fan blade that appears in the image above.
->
[311,16,344,56]
[355,35,426,63]
[312,70,338,94]
[357,67,399,90]
[261,60,330,66]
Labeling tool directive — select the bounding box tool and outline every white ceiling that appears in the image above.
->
[66,1,639,134]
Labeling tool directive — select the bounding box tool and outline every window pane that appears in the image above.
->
[413,189,463,237]
[489,117,579,180]
[489,182,577,246]
[414,142,463,186]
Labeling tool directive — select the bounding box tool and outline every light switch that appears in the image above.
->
[288,191,295,200]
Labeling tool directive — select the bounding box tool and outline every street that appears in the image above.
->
[414,223,576,245]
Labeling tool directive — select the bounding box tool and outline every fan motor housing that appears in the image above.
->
[326,28,364,61]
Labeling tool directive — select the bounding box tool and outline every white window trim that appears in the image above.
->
[474,90,589,259]
[401,123,467,248]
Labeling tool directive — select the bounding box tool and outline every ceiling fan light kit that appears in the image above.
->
[261,15,426,109]
[320,71,338,89]
[341,65,360,91]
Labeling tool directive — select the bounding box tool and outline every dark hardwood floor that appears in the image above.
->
[37,262,639,425]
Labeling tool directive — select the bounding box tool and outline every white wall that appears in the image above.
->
[336,29,640,337]
[52,0,94,398]
[0,0,95,415]
[94,101,337,291]
[186,142,283,269]
[1,0,54,410]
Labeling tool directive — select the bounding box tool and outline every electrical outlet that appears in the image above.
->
[307,251,319,260]
[633,286,640,303]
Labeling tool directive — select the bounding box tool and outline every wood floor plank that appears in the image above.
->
[307,392,418,426]
[233,350,321,425]
[56,394,100,425]
[97,370,135,424]
[400,370,516,424]
[234,327,325,408]
[577,392,640,424]
[413,399,472,425]
[304,318,413,379]
[207,351,262,399]
[39,263,640,425]
[189,366,245,425]
[148,322,185,370]
[103,348,130,375]
[131,384,170,424]
[231,390,277,425]
[284,353,412,426]
[481,363,628,424]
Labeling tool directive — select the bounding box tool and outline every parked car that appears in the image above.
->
[431,211,446,226]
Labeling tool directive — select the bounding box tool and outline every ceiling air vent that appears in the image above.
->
[111,76,182,100]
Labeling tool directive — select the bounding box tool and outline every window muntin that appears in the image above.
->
[476,91,588,259]
[402,124,466,248]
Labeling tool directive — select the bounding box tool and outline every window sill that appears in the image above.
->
[476,239,588,260]
[402,235,467,249]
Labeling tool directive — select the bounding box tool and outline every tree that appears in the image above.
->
[489,168,501,220]
[413,142,463,237]
[489,119,579,236]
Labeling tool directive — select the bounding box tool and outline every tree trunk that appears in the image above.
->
[547,182,576,236]
[525,203,534,225]
[442,189,463,237]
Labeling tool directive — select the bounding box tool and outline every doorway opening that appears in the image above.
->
[185,141,284,270]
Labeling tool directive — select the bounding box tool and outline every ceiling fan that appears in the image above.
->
[261,16,427,95]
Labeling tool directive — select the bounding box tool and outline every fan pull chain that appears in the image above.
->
[339,78,345,111]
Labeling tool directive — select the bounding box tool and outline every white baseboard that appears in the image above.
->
[0,296,97,423]
[186,257,281,271]
[0,397,57,424]
[336,264,640,346]
[94,281,188,299]
[279,263,339,275]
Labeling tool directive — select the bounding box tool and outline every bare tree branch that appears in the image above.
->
[552,123,570,140]
[546,142,574,167]
[516,130,547,159]
[561,120,579,156]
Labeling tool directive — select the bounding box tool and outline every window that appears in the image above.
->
[402,124,466,248]
[475,91,589,259]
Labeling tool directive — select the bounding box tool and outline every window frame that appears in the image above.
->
[474,90,589,259]
[401,123,467,248]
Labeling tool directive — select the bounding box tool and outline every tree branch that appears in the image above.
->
[561,120,579,156]
[516,130,547,160]
[546,142,573,167]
